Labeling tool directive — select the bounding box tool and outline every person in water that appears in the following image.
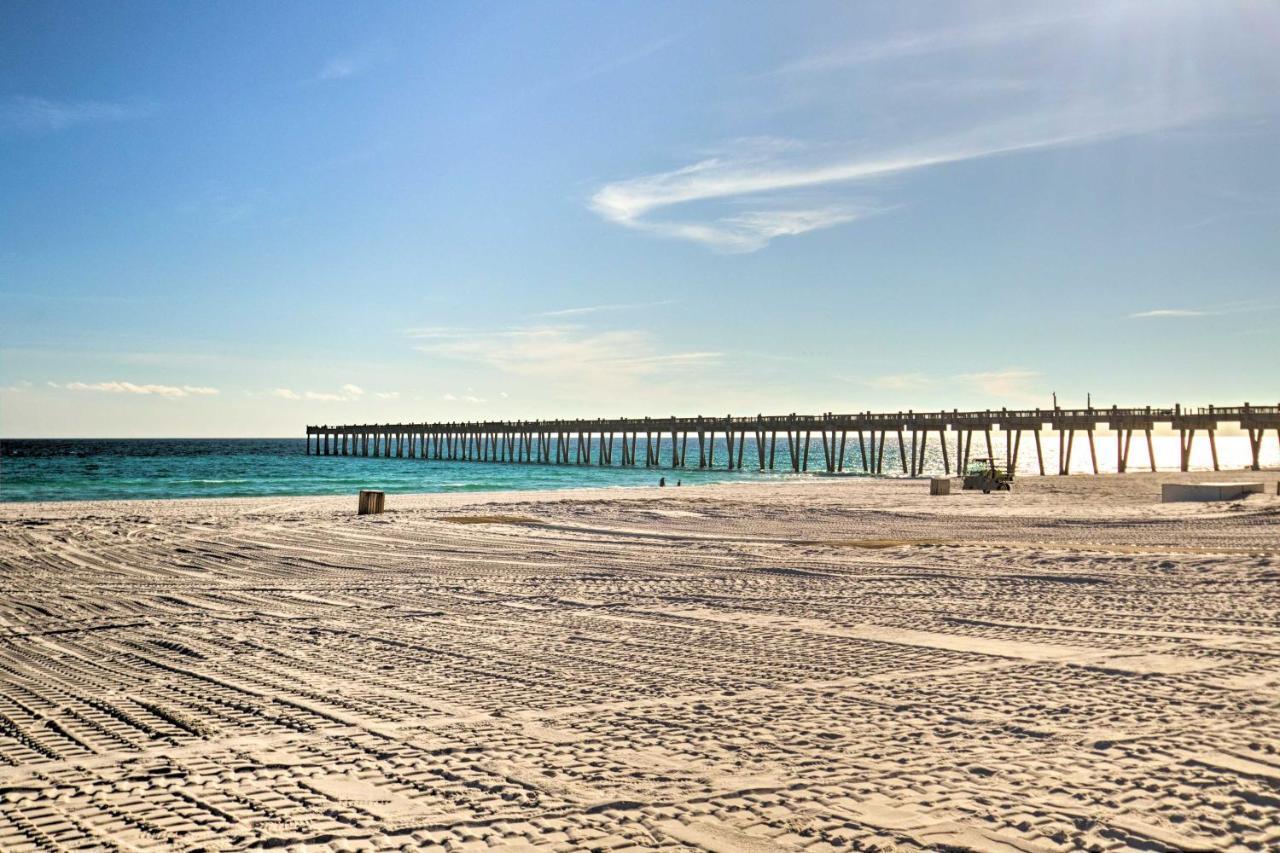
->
[659,477,666,487]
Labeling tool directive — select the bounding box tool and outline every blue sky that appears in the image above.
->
[1,0,1277,437]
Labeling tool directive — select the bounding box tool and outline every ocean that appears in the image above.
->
[1,434,1272,503]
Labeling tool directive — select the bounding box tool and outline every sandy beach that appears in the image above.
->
[2,471,1278,851]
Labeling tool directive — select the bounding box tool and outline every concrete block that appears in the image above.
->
[930,477,951,496]
[1161,482,1263,503]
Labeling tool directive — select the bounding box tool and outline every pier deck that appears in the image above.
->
[307,404,1280,475]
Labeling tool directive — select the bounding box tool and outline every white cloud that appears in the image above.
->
[272,385,372,402]
[1129,308,1206,318]
[538,299,677,317]
[1129,301,1278,319]
[590,97,1208,252]
[0,380,33,393]
[772,10,1094,75]
[958,369,1042,400]
[374,391,400,400]
[410,325,720,385]
[1,96,155,134]
[55,381,218,398]
[863,372,935,391]
[316,44,386,81]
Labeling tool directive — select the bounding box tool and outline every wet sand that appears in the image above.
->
[1,471,1278,851]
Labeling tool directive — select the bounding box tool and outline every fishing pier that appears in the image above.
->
[307,403,1280,475]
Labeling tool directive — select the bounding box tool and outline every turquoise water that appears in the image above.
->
[0,438,796,503]
[1,433,1270,503]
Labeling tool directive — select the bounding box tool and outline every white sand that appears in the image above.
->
[1,471,1278,851]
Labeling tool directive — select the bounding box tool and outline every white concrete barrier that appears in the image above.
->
[1161,482,1263,503]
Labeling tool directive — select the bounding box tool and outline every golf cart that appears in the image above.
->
[963,457,1013,493]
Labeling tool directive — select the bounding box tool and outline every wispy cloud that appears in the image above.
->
[957,369,1042,400]
[51,381,217,398]
[272,385,372,402]
[862,372,935,391]
[537,299,678,318]
[1,96,155,134]
[409,325,720,385]
[590,97,1206,252]
[316,44,387,82]
[1129,300,1278,319]
[859,368,1042,402]
[1129,308,1207,319]
[772,11,1093,75]
[572,33,685,83]
[0,380,33,393]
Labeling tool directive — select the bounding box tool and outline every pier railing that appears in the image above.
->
[307,403,1280,475]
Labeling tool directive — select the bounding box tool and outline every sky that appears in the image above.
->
[1,0,1278,437]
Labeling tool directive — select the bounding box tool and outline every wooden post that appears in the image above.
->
[1086,429,1098,474]
[1208,429,1219,471]
[1144,428,1155,472]
[939,428,950,475]
[858,431,868,472]
[357,490,385,515]
[1033,430,1044,476]
[897,429,907,474]
[837,430,846,473]
[803,431,811,472]
[769,431,777,470]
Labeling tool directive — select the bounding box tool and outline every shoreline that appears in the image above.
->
[2,466,1276,517]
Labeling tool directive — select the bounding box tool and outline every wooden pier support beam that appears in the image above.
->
[1247,428,1262,471]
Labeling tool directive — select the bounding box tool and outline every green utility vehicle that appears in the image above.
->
[962,457,1013,493]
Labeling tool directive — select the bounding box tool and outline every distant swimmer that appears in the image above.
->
[676,480,681,486]
[659,477,666,487]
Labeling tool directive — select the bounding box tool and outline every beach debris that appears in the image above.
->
[357,489,385,515]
